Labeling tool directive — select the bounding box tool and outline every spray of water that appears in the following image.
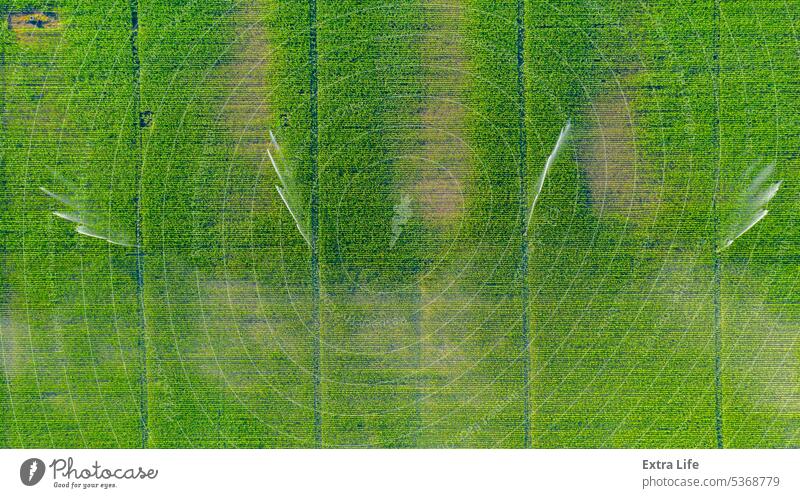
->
[269,131,310,247]
[526,120,571,233]
[718,162,781,252]
[40,182,134,248]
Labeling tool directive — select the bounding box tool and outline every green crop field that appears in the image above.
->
[0,0,798,448]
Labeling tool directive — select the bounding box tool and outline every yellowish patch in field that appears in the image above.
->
[0,315,23,381]
[204,2,274,226]
[194,279,313,381]
[218,5,270,159]
[745,313,800,410]
[417,291,524,446]
[323,291,419,356]
[5,7,66,153]
[417,285,478,371]
[722,283,800,445]
[8,11,61,45]
[0,301,72,408]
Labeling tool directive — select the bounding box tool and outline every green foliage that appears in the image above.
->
[1,0,798,449]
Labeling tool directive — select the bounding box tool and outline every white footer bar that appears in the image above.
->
[1,449,797,497]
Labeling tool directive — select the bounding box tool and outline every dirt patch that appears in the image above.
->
[200,2,273,231]
[8,11,61,44]
[218,6,269,159]
[8,11,59,30]
[413,1,470,227]
[577,82,661,221]
[415,169,464,223]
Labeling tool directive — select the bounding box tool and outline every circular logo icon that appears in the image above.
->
[20,458,45,486]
